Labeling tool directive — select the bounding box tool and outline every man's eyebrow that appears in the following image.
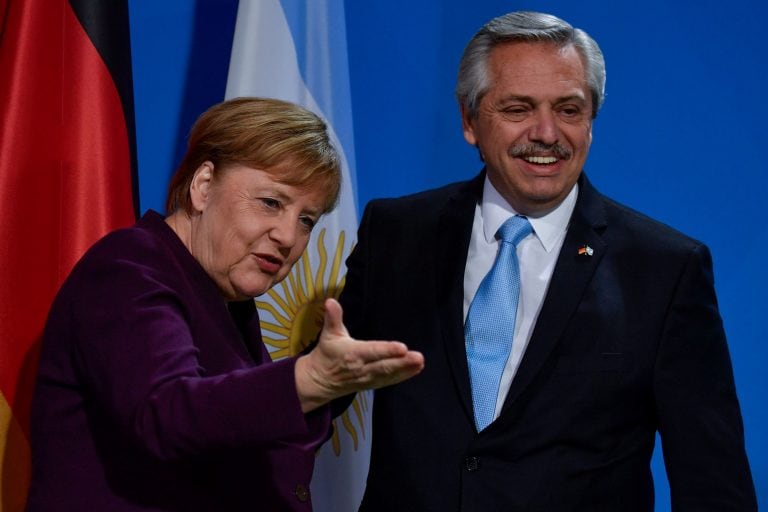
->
[498,94,536,104]
[497,93,588,105]
[553,94,588,104]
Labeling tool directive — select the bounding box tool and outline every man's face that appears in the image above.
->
[462,41,593,216]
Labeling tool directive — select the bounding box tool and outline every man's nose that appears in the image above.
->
[528,108,559,145]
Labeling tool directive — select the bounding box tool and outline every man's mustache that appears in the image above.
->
[509,143,571,160]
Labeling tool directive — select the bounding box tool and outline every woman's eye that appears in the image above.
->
[299,216,316,231]
[261,198,281,209]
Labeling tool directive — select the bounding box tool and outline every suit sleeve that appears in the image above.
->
[327,201,377,418]
[339,200,375,341]
[653,243,756,510]
[67,253,330,462]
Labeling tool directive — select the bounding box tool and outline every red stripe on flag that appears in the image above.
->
[0,0,136,501]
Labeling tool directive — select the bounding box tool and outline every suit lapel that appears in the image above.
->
[501,174,608,411]
[436,172,484,421]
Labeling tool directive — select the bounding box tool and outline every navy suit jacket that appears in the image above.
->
[339,172,756,511]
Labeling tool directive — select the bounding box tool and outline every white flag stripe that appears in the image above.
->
[226,0,357,232]
[226,1,368,511]
[226,0,304,101]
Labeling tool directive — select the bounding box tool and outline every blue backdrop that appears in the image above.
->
[128,1,766,508]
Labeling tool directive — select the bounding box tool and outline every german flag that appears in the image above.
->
[0,0,137,508]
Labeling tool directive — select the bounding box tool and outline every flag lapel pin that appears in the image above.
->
[577,245,594,256]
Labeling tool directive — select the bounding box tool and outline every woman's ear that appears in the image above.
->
[189,161,215,212]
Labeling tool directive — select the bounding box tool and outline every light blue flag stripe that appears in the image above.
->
[279,0,357,195]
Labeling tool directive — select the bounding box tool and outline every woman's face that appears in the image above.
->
[188,162,325,301]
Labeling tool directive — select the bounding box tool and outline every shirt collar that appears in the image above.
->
[480,177,578,253]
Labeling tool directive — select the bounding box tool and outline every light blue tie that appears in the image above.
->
[465,215,532,431]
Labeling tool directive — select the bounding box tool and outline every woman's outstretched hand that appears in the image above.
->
[294,298,425,413]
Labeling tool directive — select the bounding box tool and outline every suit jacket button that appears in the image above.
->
[295,484,309,502]
[464,456,480,472]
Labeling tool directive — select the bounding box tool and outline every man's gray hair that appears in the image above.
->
[456,11,606,119]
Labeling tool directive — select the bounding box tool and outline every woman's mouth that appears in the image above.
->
[254,253,283,274]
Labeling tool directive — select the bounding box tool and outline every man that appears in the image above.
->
[338,11,756,511]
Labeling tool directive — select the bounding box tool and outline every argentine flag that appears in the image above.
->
[226,1,368,510]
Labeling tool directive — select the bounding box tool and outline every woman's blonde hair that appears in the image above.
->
[166,97,342,214]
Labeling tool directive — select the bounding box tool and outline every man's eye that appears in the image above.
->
[559,106,581,117]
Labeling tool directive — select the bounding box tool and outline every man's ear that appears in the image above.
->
[460,104,478,146]
[189,161,215,212]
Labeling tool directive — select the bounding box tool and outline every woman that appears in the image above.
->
[26,97,423,511]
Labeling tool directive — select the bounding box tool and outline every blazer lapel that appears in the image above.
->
[436,172,484,422]
[227,299,266,363]
[501,174,608,411]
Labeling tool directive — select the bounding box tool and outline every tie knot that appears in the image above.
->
[497,215,532,245]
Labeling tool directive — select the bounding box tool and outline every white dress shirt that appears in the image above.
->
[463,177,578,420]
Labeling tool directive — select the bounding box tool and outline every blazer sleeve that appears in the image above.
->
[653,243,756,510]
[65,252,330,462]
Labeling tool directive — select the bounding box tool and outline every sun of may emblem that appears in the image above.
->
[256,228,368,456]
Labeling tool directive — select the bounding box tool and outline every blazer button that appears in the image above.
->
[294,484,309,503]
[464,456,480,472]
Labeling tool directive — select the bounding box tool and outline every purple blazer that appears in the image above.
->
[26,211,331,511]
